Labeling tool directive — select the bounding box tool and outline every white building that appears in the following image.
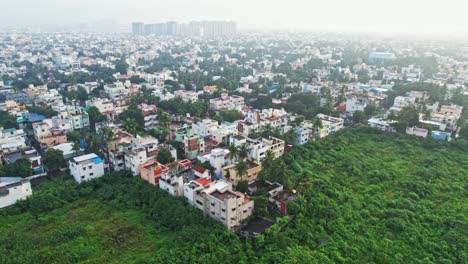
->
[247,137,285,162]
[183,179,254,230]
[174,90,199,103]
[192,119,219,138]
[69,153,105,183]
[209,93,245,111]
[0,177,32,208]
[104,82,129,101]
[368,118,397,133]
[406,127,429,138]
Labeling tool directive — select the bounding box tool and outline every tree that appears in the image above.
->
[237,144,249,161]
[87,106,106,131]
[0,111,18,129]
[123,118,138,135]
[228,144,238,163]
[43,149,66,173]
[261,150,275,170]
[353,110,367,124]
[157,110,170,129]
[115,59,129,75]
[364,104,378,117]
[119,109,144,130]
[157,148,175,164]
[234,160,249,182]
[0,159,32,177]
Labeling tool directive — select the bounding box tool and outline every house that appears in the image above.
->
[270,190,298,215]
[32,118,71,149]
[69,153,105,183]
[294,125,311,146]
[197,148,229,179]
[193,165,211,179]
[246,137,285,162]
[209,93,245,111]
[316,114,344,138]
[174,90,199,103]
[174,128,206,159]
[51,142,80,160]
[138,103,158,129]
[139,160,169,186]
[104,82,130,101]
[192,119,219,138]
[431,131,451,141]
[222,161,262,185]
[3,147,44,174]
[66,106,90,130]
[0,177,32,208]
[368,118,397,133]
[159,160,193,197]
[406,127,429,138]
[184,179,254,230]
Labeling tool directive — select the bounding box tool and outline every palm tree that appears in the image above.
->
[228,144,238,164]
[234,160,249,182]
[261,149,275,170]
[237,144,249,161]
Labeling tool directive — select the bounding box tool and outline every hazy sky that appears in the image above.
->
[2,0,467,33]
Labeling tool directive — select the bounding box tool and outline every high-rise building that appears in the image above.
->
[131,21,237,37]
[132,22,144,36]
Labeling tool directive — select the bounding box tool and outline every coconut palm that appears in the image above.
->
[237,144,249,161]
[123,118,138,135]
[234,159,249,182]
[261,149,275,170]
[228,144,238,163]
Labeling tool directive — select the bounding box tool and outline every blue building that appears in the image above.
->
[431,131,451,141]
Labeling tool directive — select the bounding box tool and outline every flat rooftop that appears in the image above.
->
[210,190,238,201]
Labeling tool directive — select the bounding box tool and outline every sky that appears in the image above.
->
[1,0,467,34]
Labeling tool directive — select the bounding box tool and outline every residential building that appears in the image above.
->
[138,103,158,129]
[174,128,206,159]
[222,161,262,185]
[69,153,105,183]
[67,106,90,130]
[406,127,429,138]
[316,114,344,138]
[3,147,44,174]
[104,82,130,101]
[192,119,219,138]
[431,131,451,141]
[26,84,48,100]
[174,90,199,103]
[140,160,169,186]
[368,118,397,133]
[0,177,32,208]
[246,137,285,162]
[159,160,193,196]
[209,93,245,111]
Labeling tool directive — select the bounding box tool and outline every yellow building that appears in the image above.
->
[27,85,48,100]
[222,161,262,185]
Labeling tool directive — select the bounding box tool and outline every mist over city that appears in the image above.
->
[0,1,467,264]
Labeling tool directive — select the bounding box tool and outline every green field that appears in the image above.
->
[1,128,467,263]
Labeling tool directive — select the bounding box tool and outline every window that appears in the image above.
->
[211,202,215,206]
[211,211,215,215]
[232,208,236,211]
[89,166,92,169]
[89,173,94,176]
[81,176,85,179]
[196,200,203,206]
[221,209,225,212]
[83,167,86,171]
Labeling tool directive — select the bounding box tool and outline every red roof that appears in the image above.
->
[242,106,252,111]
[193,165,206,174]
[195,177,211,187]
[243,196,251,204]
[266,116,280,122]
[178,159,192,168]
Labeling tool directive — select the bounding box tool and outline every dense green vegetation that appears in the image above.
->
[258,127,467,263]
[1,128,466,263]
[0,171,252,264]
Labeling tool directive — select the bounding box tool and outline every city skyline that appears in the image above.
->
[1,0,468,35]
